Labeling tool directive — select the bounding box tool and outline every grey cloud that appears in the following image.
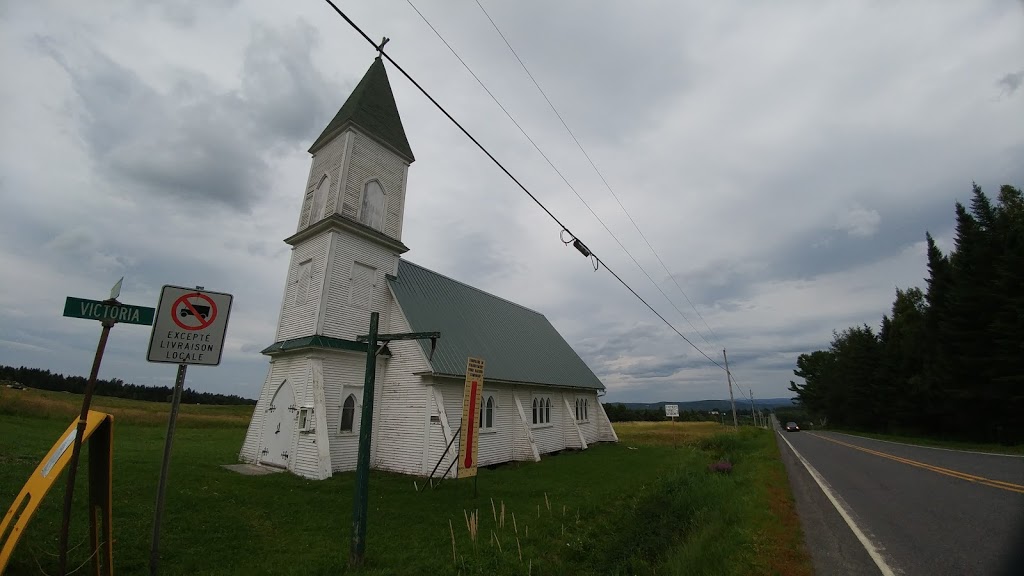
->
[33,21,337,212]
[450,1,693,144]
[132,0,241,28]
[996,70,1023,97]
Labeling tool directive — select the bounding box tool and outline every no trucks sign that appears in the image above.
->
[146,285,233,365]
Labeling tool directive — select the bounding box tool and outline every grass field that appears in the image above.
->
[1,388,811,575]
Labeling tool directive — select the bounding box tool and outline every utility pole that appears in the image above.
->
[722,349,738,428]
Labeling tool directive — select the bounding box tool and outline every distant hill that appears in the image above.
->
[611,398,796,412]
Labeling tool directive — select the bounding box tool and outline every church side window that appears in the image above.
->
[479,395,494,430]
[294,259,312,306]
[340,394,356,432]
[349,263,375,309]
[360,180,385,231]
[532,395,551,426]
[311,174,330,223]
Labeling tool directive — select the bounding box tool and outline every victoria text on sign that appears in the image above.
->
[63,297,155,326]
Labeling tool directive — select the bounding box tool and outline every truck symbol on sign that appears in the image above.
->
[179,304,211,319]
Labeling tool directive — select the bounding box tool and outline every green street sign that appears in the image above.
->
[63,296,155,326]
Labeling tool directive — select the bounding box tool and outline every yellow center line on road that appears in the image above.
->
[810,433,1024,495]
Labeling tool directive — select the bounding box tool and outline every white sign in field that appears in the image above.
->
[664,404,679,418]
[147,285,233,365]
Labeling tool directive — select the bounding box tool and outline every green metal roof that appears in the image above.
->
[388,260,605,390]
[309,57,415,162]
[261,335,390,357]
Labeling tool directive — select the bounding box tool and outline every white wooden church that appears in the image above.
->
[239,57,618,480]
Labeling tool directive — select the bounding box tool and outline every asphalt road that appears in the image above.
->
[775,422,1024,576]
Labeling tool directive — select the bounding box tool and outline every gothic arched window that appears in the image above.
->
[360,180,385,231]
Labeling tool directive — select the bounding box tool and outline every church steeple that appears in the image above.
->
[308,57,415,163]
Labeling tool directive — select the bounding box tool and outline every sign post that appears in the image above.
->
[664,404,679,422]
[146,285,232,576]
[57,278,155,576]
[351,315,439,567]
[457,358,485,488]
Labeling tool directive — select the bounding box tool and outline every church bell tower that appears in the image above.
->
[239,57,416,479]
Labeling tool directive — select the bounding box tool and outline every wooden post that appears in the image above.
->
[722,349,738,428]
[58,317,113,575]
[350,312,379,567]
[349,321,439,564]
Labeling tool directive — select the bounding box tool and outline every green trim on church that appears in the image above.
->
[261,335,391,356]
[308,57,415,162]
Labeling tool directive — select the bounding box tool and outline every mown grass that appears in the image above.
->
[831,428,1024,456]
[1,392,811,575]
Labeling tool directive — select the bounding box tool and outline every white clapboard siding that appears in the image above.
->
[276,233,331,341]
[596,400,619,442]
[373,306,432,475]
[321,351,379,472]
[341,131,408,240]
[584,392,602,445]
[299,132,350,231]
[248,356,311,469]
[238,367,273,464]
[475,385,514,467]
[320,233,399,342]
[285,360,325,479]
[511,388,540,462]
[517,385,566,455]
[425,385,458,478]
[560,394,586,450]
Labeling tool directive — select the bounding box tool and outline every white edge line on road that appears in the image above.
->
[827,431,1024,458]
[777,431,898,576]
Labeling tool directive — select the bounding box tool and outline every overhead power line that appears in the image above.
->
[472,0,722,349]
[319,0,726,371]
[403,0,718,359]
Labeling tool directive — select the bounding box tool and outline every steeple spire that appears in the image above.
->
[309,57,415,162]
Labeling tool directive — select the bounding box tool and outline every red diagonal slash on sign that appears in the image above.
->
[171,292,217,331]
[464,380,478,469]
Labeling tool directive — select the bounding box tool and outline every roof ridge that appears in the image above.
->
[396,259,545,317]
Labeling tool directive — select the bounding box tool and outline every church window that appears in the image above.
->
[311,174,330,223]
[532,395,551,426]
[360,180,385,231]
[295,259,312,306]
[479,395,494,430]
[340,394,356,432]
[349,263,375,309]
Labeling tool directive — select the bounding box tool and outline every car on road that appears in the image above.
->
[785,421,800,432]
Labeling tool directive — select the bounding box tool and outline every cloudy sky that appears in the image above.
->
[1,1,1021,404]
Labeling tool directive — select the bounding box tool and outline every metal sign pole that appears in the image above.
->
[149,363,187,576]
[57,316,114,576]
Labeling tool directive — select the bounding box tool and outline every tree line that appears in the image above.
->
[788,184,1023,444]
[0,364,256,405]
[601,403,762,423]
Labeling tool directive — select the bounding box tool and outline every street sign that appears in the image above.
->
[665,404,679,418]
[457,357,485,479]
[146,285,233,365]
[63,297,155,326]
